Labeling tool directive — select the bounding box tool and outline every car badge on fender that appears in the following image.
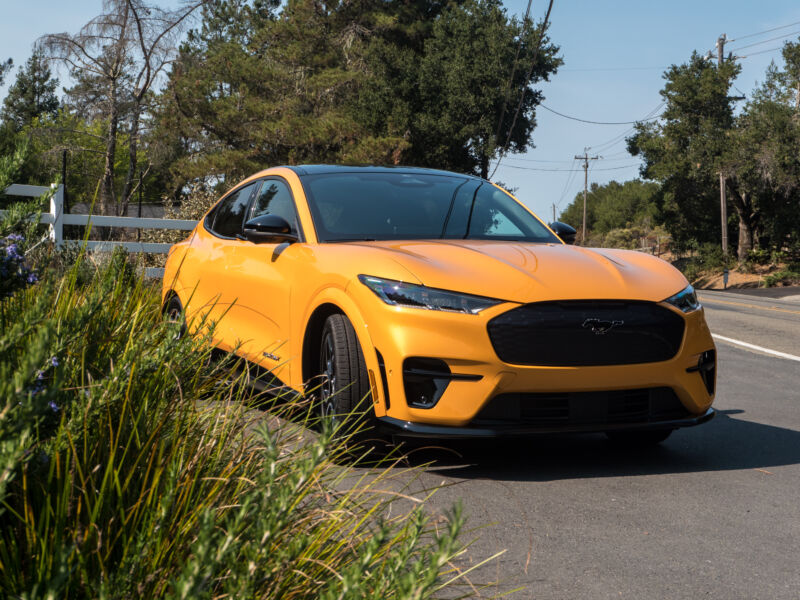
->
[582,318,624,335]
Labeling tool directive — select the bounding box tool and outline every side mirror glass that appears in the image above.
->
[242,214,298,244]
[548,221,577,245]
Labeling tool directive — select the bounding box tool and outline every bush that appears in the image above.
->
[762,269,800,288]
[0,245,472,598]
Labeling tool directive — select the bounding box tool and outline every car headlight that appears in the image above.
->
[358,275,501,314]
[664,284,700,313]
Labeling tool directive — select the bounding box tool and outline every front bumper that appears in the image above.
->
[377,407,715,439]
[349,282,717,429]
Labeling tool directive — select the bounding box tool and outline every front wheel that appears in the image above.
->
[317,313,374,439]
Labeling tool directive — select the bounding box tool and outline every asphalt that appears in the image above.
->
[393,287,800,599]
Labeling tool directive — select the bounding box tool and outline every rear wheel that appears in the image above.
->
[605,428,673,446]
[163,294,186,337]
[317,314,374,439]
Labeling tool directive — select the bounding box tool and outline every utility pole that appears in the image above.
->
[552,203,557,223]
[574,149,599,245]
[716,34,729,255]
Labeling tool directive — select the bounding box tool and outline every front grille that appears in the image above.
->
[487,300,685,366]
[472,387,689,428]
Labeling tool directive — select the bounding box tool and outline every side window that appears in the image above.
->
[250,179,298,232]
[210,183,257,238]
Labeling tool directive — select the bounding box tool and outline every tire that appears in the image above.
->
[163,294,187,338]
[317,313,374,439]
[605,428,673,446]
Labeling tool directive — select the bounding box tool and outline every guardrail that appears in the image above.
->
[1,183,196,254]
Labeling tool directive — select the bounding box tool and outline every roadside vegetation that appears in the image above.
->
[0,198,479,598]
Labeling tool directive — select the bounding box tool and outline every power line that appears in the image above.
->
[539,104,662,125]
[491,0,555,179]
[728,19,800,43]
[492,0,535,161]
[560,65,666,72]
[500,163,641,172]
[729,29,800,52]
[738,46,785,59]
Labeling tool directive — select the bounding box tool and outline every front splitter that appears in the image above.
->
[377,407,715,439]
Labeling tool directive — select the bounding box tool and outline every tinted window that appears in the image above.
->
[302,172,559,243]
[250,179,297,231]
[211,183,257,237]
[455,184,550,241]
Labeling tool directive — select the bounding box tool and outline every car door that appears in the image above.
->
[218,177,304,383]
[187,181,259,350]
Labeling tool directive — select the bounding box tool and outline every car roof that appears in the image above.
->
[285,164,482,180]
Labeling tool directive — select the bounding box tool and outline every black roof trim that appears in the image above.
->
[285,164,481,179]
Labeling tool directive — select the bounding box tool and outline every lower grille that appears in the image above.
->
[487,300,685,366]
[472,387,689,428]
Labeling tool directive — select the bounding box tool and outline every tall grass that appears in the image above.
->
[0,239,474,597]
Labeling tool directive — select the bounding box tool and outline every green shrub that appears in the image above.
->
[762,269,800,288]
[0,247,473,598]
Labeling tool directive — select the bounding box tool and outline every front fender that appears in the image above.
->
[299,285,386,416]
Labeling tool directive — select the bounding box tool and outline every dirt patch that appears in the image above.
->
[693,270,765,290]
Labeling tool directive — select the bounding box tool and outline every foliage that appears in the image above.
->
[0,59,12,87]
[39,0,204,216]
[628,52,739,251]
[678,242,736,283]
[560,179,661,236]
[0,49,59,132]
[0,227,473,597]
[763,268,800,287]
[359,0,561,178]
[156,0,560,192]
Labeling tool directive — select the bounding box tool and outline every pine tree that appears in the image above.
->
[1,50,59,131]
[0,59,12,87]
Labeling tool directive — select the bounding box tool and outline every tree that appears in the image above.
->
[356,0,560,178]
[1,50,59,131]
[0,59,11,87]
[723,41,800,252]
[628,53,740,253]
[560,179,661,235]
[156,0,560,193]
[39,0,204,216]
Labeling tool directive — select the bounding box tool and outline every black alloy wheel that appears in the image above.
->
[317,313,373,438]
[163,294,187,338]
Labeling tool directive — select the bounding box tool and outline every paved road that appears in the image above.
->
[402,289,800,599]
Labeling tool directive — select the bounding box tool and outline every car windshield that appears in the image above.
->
[301,172,560,243]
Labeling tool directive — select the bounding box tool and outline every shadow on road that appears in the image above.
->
[398,409,800,482]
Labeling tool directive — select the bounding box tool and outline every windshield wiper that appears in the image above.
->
[325,238,377,243]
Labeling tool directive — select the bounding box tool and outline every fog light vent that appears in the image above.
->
[687,349,716,396]
[402,358,452,409]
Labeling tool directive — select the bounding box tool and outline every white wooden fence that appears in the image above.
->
[1,183,197,276]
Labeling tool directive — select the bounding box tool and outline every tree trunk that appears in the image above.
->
[727,184,756,261]
[102,79,119,218]
[480,155,489,180]
[121,101,142,216]
[738,216,754,260]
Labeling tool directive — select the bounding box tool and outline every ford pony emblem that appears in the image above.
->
[582,318,624,335]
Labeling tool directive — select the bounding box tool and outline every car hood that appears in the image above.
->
[345,240,688,304]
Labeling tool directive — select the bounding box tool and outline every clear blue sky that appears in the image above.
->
[3,0,800,220]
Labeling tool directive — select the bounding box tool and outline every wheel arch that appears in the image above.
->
[299,290,385,415]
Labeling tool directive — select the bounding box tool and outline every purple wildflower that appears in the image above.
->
[27,272,39,284]
[7,233,23,242]
[48,401,59,412]
[50,356,59,367]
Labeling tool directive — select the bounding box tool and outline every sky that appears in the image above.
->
[2,0,800,220]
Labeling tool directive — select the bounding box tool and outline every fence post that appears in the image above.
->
[50,184,64,248]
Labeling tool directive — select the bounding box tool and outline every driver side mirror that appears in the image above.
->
[548,221,577,245]
[242,214,298,244]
